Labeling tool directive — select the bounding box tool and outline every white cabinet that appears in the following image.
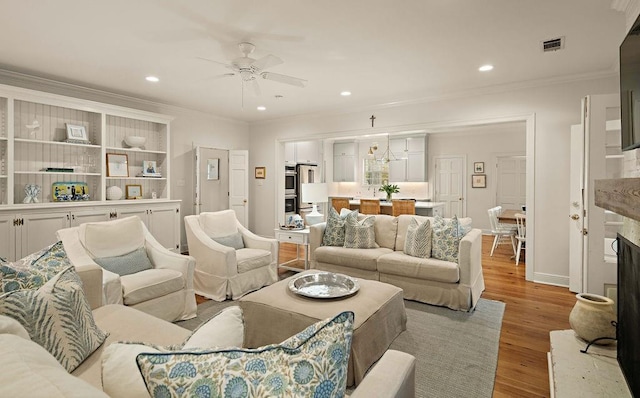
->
[0,214,15,261]
[286,140,321,165]
[116,202,180,252]
[333,141,356,182]
[389,135,427,182]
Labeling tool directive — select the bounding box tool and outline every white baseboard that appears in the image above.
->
[533,272,569,288]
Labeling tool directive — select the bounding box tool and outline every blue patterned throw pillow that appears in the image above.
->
[94,246,153,276]
[0,241,71,293]
[431,215,469,262]
[404,217,432,258]
[322,208,359,247]
[136,311,354,398]
[0,266,108,372]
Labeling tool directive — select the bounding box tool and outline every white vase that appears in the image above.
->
[568,293,616,344]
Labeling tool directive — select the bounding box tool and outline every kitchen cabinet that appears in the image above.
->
[333,141,356,182]
[285,140,321,165]
[389,135,427,182]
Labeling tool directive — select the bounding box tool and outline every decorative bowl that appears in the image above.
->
[124,135,146,149]
[288,272,359,299]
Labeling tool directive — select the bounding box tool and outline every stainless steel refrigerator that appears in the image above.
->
[296,163,318,211]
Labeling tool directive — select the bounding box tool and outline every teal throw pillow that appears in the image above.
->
[431,215,469,262]
[136,311,354,398]
[0,241,71,293]
[0,266,108,372]
[344,215,378,249]
[212,232,245,250]
[94,246,153,276]
[404,218,432,258]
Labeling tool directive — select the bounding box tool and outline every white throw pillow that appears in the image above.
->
[0,315,30,340]
[183,305,244,349]
[80,216,144,258]
[101,305,244,398]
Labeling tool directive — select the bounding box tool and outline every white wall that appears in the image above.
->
[428,124,526,230]
[0,72,250,250]
[249,75,619,286]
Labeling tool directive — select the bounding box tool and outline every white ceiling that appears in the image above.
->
[0,0,627,123]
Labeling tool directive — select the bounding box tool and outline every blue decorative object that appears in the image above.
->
[52,182,90,202]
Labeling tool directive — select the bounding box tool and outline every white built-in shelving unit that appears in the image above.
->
[0,84,181,261]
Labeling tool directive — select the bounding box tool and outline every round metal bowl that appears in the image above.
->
[288,272,359,299]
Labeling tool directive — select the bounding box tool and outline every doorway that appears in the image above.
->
[496,155,526,211]
[434,155,466,218]
[194,147,229,215]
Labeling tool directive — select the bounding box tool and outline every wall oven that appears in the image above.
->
[285,195,297,214]
[285,166,297,195]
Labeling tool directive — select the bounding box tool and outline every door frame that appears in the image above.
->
[432,154,467,218]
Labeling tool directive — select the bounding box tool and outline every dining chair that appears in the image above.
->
[359,199,381,215]
[392,199,416,216]
[487,206,517,256]
[514,213,526,266]
[331,197,351,213]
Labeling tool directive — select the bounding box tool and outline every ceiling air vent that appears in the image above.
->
[542,37,565,52]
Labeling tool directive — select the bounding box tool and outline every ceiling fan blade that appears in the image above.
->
[260,72,307,88]
[251,54,283,71]
[196,56,234,70]
[202,73,236,81]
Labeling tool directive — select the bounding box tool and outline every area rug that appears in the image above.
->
[176,298,505,398]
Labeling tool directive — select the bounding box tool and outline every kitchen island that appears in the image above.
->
[347,199,444,217]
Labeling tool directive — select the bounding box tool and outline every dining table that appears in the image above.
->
[497,209,526,224]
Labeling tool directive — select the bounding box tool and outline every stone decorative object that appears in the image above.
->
[23,184,41,203]
[106,186,123,201]
[569,293,616,344]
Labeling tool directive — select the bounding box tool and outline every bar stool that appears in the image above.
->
[359,199,381,215]
[331,197,351,213]
[392,199,416,216]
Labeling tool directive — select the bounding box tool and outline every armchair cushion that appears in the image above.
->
[200,210,238,238]
[0,267,108,372]
[212,232,245,249]
[120,269,185,306]
[80,216,144,258]
[94,247,153,276]
[236,248,272,273]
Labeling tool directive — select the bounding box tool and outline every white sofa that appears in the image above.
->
[310,214,485,311]
[57,216,197,322]
[0,263,417,398]
[185,210,278,301]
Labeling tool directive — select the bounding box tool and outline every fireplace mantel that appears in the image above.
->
[594,178,640,221]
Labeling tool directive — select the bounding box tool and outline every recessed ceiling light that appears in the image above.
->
[478,65,494,72]
[145,76,159,82]
[257,106,266,111]
[340,91,352,96]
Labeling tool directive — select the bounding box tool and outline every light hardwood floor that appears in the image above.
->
[276,235,577,397]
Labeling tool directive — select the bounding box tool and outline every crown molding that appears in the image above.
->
[252,69,618,127]
[0,68,248,126]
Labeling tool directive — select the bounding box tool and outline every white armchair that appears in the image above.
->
[56,216,197,322]
[184,210,277,301]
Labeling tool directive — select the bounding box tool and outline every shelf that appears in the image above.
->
[0,137,7,141]
[106,176,166,181]
[594,178,640,222]
[14,138,101,148]
[15,171,101,176]
[605,154,624,159]
[105,146,166,155]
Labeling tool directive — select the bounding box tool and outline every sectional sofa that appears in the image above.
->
[309,214,484,311]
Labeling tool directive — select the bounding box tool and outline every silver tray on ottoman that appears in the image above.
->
[288,272,360,299]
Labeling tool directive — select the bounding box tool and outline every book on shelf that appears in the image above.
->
[137,172,163,178]
[44,167,74,173]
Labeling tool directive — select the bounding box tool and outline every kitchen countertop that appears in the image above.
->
[348,199,444,208]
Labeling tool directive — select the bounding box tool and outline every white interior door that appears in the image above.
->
[229,150,249,227]
[195,146,229,215]
[569,124,586,293]
[496,155,526,210]
[434,156,465,218]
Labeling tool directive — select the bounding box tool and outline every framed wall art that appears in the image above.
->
[106,153,129,177]
[255,166,266,179]
[207,158,219,180]
[472,174,486,188]
[473,162,485,173]
[126,184,142,199]
[143,160,158,175]
[65,124,89,143]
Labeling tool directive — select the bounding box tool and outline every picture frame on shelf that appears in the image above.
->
[473,162,485,173]
[106,153,129,177]
[65,124,89,143]
[142,160,158,175]
[255,166,266,179]
[126,184,142,199]
[472,174,486,188]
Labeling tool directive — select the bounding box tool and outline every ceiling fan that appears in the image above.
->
[199,42,306,105]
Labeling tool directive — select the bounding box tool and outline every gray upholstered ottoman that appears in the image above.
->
[239,270,407,386]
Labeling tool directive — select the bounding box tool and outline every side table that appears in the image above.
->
[274,227,310,272]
